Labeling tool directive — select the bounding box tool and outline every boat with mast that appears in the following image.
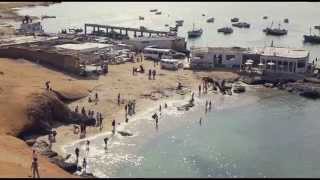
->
[304,27,320,44]
[263,22,287,36]
[188,23,203,38]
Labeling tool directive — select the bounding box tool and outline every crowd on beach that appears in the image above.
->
[33,53,227,177]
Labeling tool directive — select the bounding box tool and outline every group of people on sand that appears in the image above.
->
[148,69,157,80]
[198,82,209,96]
[88,92,99,105]
[73,92,104,138]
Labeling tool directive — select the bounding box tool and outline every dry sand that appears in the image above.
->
[0,56,239,177]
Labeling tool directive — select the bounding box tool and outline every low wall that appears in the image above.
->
[0,47,80,74]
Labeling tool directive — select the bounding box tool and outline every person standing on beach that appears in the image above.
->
[125,104,128,115]
[112,120,116,134]
[85,140,90,157]
[148,69,152,80]
[31,157,40,178]
[75,147,80,164]
[205,100,208,113]
[117,93,121,105]
[82,158,87,174]
[164,103,168,109]
[32,150,37,161]
[104,137,109,152]
[199,117,202,126]
[45,81,50,91]
[75,105,79,113]
[159,104,162,115]
[95,93,98,102]
[209,101,212,111]
[198,85,201,96]
[152,69,156,80]
[125,114,129,123]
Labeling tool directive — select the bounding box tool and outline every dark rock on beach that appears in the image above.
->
[117,131,133,136]
[49,155,78,174]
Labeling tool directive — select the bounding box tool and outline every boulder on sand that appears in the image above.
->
[49,155,78,174]
[117,131,133,136]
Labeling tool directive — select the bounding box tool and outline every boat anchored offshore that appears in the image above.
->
[232,22,250,28]
[188,23,203,38]
[231,17,239,23]
[217,27,233,34]
[263,22,287,36]
[206,17,214,23]
[284,18,289,23]
[304,27,320,44]
[139,16,144,20]
[155,11,162,15]
[150,9,157,12]
[263,16,268,19]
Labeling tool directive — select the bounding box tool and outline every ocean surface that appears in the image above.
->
[16,2,320,178]
[17,2,320,59]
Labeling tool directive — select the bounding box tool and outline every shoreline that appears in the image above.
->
[52,82,261,177]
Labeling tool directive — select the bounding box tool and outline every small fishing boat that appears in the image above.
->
[263,16,268,19]
[232,22,250,28]
[263,22,287,36]
[188,23,203,38]
[231,17,239,23]
[155,11,162,15]
[150,9,157,12]
[314,25,320,30]
[202,14,206,16]
[217,27,233,34]
[284,18,289,23]
[206,17,214,23]
[165,24,169,27]
[304,27,320,44]
[139,16,144,20]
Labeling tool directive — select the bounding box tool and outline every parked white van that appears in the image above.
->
[160,59,183,70]
[143,46,186,60]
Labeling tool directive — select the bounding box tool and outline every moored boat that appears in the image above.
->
[231,17,239,23]
[217,27,233,34]
[188,23,203,38]
[155,11,162,15]
[284,18,289,23]
[150,9,157,12]
[304,27,320,44]
[232,22,250,28]
[263,16,268,19]
[206,17,214,23]
[176,20,184,27]
[139,16,144,20]
[263,22,287,36]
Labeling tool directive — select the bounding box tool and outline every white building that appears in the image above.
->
[190,46,247,70]
[18,21,44,34]
[124,36,187,52]
[244,47,310,74]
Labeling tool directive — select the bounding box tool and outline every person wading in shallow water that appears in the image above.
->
[104,137,109,152]
[75,147,80,164]
[199,117,202,126]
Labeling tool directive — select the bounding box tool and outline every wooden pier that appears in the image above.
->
[84,23,170,37]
